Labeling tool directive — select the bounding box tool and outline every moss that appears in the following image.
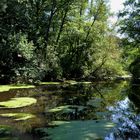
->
[0,85,35,92]
[0,97,37,108]
[0,113,35,121]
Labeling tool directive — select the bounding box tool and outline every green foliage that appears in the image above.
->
[0,0,125,83]
[119,0,140,46]
[119,0,140,78]
[45,45,62,81]
[129,57,140,78]
[0,0,7,12]
[57,0,124,79]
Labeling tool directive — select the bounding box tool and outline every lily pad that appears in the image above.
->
[48,105,86,113]
[48,105,72,113]
[41,120,115,140]
[87,98,104,107]
[40,82,61,85]
[0,97,37,108]
[63,80,78,85]
[0,85,35,92]
[80,82,92,84]
[0,113,35,121]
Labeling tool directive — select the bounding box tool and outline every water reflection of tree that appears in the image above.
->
[129,84,140,111]
[46,82,126,121]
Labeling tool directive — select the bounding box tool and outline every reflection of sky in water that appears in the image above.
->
[105,98,140,140]
[108,98,131,123]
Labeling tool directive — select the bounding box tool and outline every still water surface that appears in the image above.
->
[0,81,140,140]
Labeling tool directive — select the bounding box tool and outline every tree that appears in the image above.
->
[0,0,124,83]
[119,0,140,79]
[57,0,124,79]
[119,0,140,46]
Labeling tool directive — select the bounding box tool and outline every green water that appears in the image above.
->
[0,81,139,140]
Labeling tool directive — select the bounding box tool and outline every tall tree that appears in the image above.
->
[119,0,140,79]
[119,0,140,46]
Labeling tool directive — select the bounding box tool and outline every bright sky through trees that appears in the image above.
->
[110,0,124,13]
[110,0,124,23]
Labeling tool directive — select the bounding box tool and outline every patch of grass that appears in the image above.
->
[0,97,37,108]
[0,113,35,121]
[0,85,35,92]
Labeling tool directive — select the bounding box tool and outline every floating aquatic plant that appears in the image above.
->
[0,97,37,108]
[0,113,35,121]
[0,85,35,92]
[38,120,115,140]
[48,105,86,113]
[40,82,61,85]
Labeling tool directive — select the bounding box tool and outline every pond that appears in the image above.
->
[0,81,140,140]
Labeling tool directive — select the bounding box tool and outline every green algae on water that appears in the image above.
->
[38,120,115,140]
